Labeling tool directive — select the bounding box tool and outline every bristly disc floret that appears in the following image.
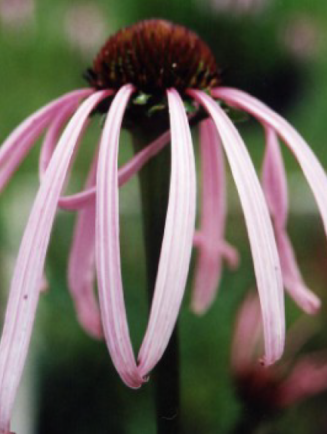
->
[85,19,220,96]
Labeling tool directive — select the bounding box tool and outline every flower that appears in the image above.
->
[0,0,35,31]
[0,19,327,434]
[232,292,327,418]
[281,15,320,61]
[64,3,108,59]
[198,0,270,16]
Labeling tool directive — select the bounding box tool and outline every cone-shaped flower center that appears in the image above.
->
[85,19,220,96]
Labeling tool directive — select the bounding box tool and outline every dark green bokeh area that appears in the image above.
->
[1,1,327,433]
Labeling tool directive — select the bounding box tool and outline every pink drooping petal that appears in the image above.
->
[193,231,239,268]
[279,355,327,406]
[137,88,196,377]
[262,127,288,227]
[39,103,78,181]
[277,232,321,314]
[58,129,171,211]
[68,152,102,339]
[117,129,170,186]
[262,128,320,314]
[0,90,108,434]
[0,89,92,193]
[212,87,327,240]
[188,89,285,365]
[40,274,48,293]
[219,241,240,268]
[231,292,263,373]
[57,185,96,210]
[96,84,144,388]
[191,119,239,314]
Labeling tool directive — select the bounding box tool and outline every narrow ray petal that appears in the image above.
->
[0,89,92,192]
[212,87,327,239]
[192,119,239,314]
[138,88,196,376]
[280,356,327,406]
[188,89,285,365]
[278,233,320,313]
[262,128,320,314]
[58,129,171,211]
[0,91,108,434]
[231,292,262,373]
[39,103,78,181]
[262,127,288,227]
[96,84,144,388]
[193,231,205,248]
[193,231,239,268]
[68,153,102,339]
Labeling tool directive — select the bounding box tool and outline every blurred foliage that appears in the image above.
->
[1,0,327,433]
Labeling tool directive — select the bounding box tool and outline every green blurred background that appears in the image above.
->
[1,0,327,433]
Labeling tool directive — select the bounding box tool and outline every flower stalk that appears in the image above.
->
[230,413,264,434]
[132,126,180,434]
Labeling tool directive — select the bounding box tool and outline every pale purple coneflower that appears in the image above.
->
[199,0,269,16]
[281,15,320,61]
[0,0,35,31]
[232,292,327,412]
[64,3,108,59]
[0,19,326,434]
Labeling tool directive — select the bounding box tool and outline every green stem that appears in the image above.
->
[230,417,258,434]
[133,128,180,434]
[230,408,268,434]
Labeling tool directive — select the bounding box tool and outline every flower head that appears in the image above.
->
[64,3,108,58]
[232,293,327,417]
[0,19,327,434]
[0,0,35,31]
[198,0,270,16]
[86,19,220,95]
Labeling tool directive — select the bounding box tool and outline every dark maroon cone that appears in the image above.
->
[86,19,220,96]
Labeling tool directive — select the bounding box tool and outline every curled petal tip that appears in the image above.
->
[77,307,103,340]
[190,301,208,316]
[300,290,321,315]
[221,242,240,269]
[70,282,103,340]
